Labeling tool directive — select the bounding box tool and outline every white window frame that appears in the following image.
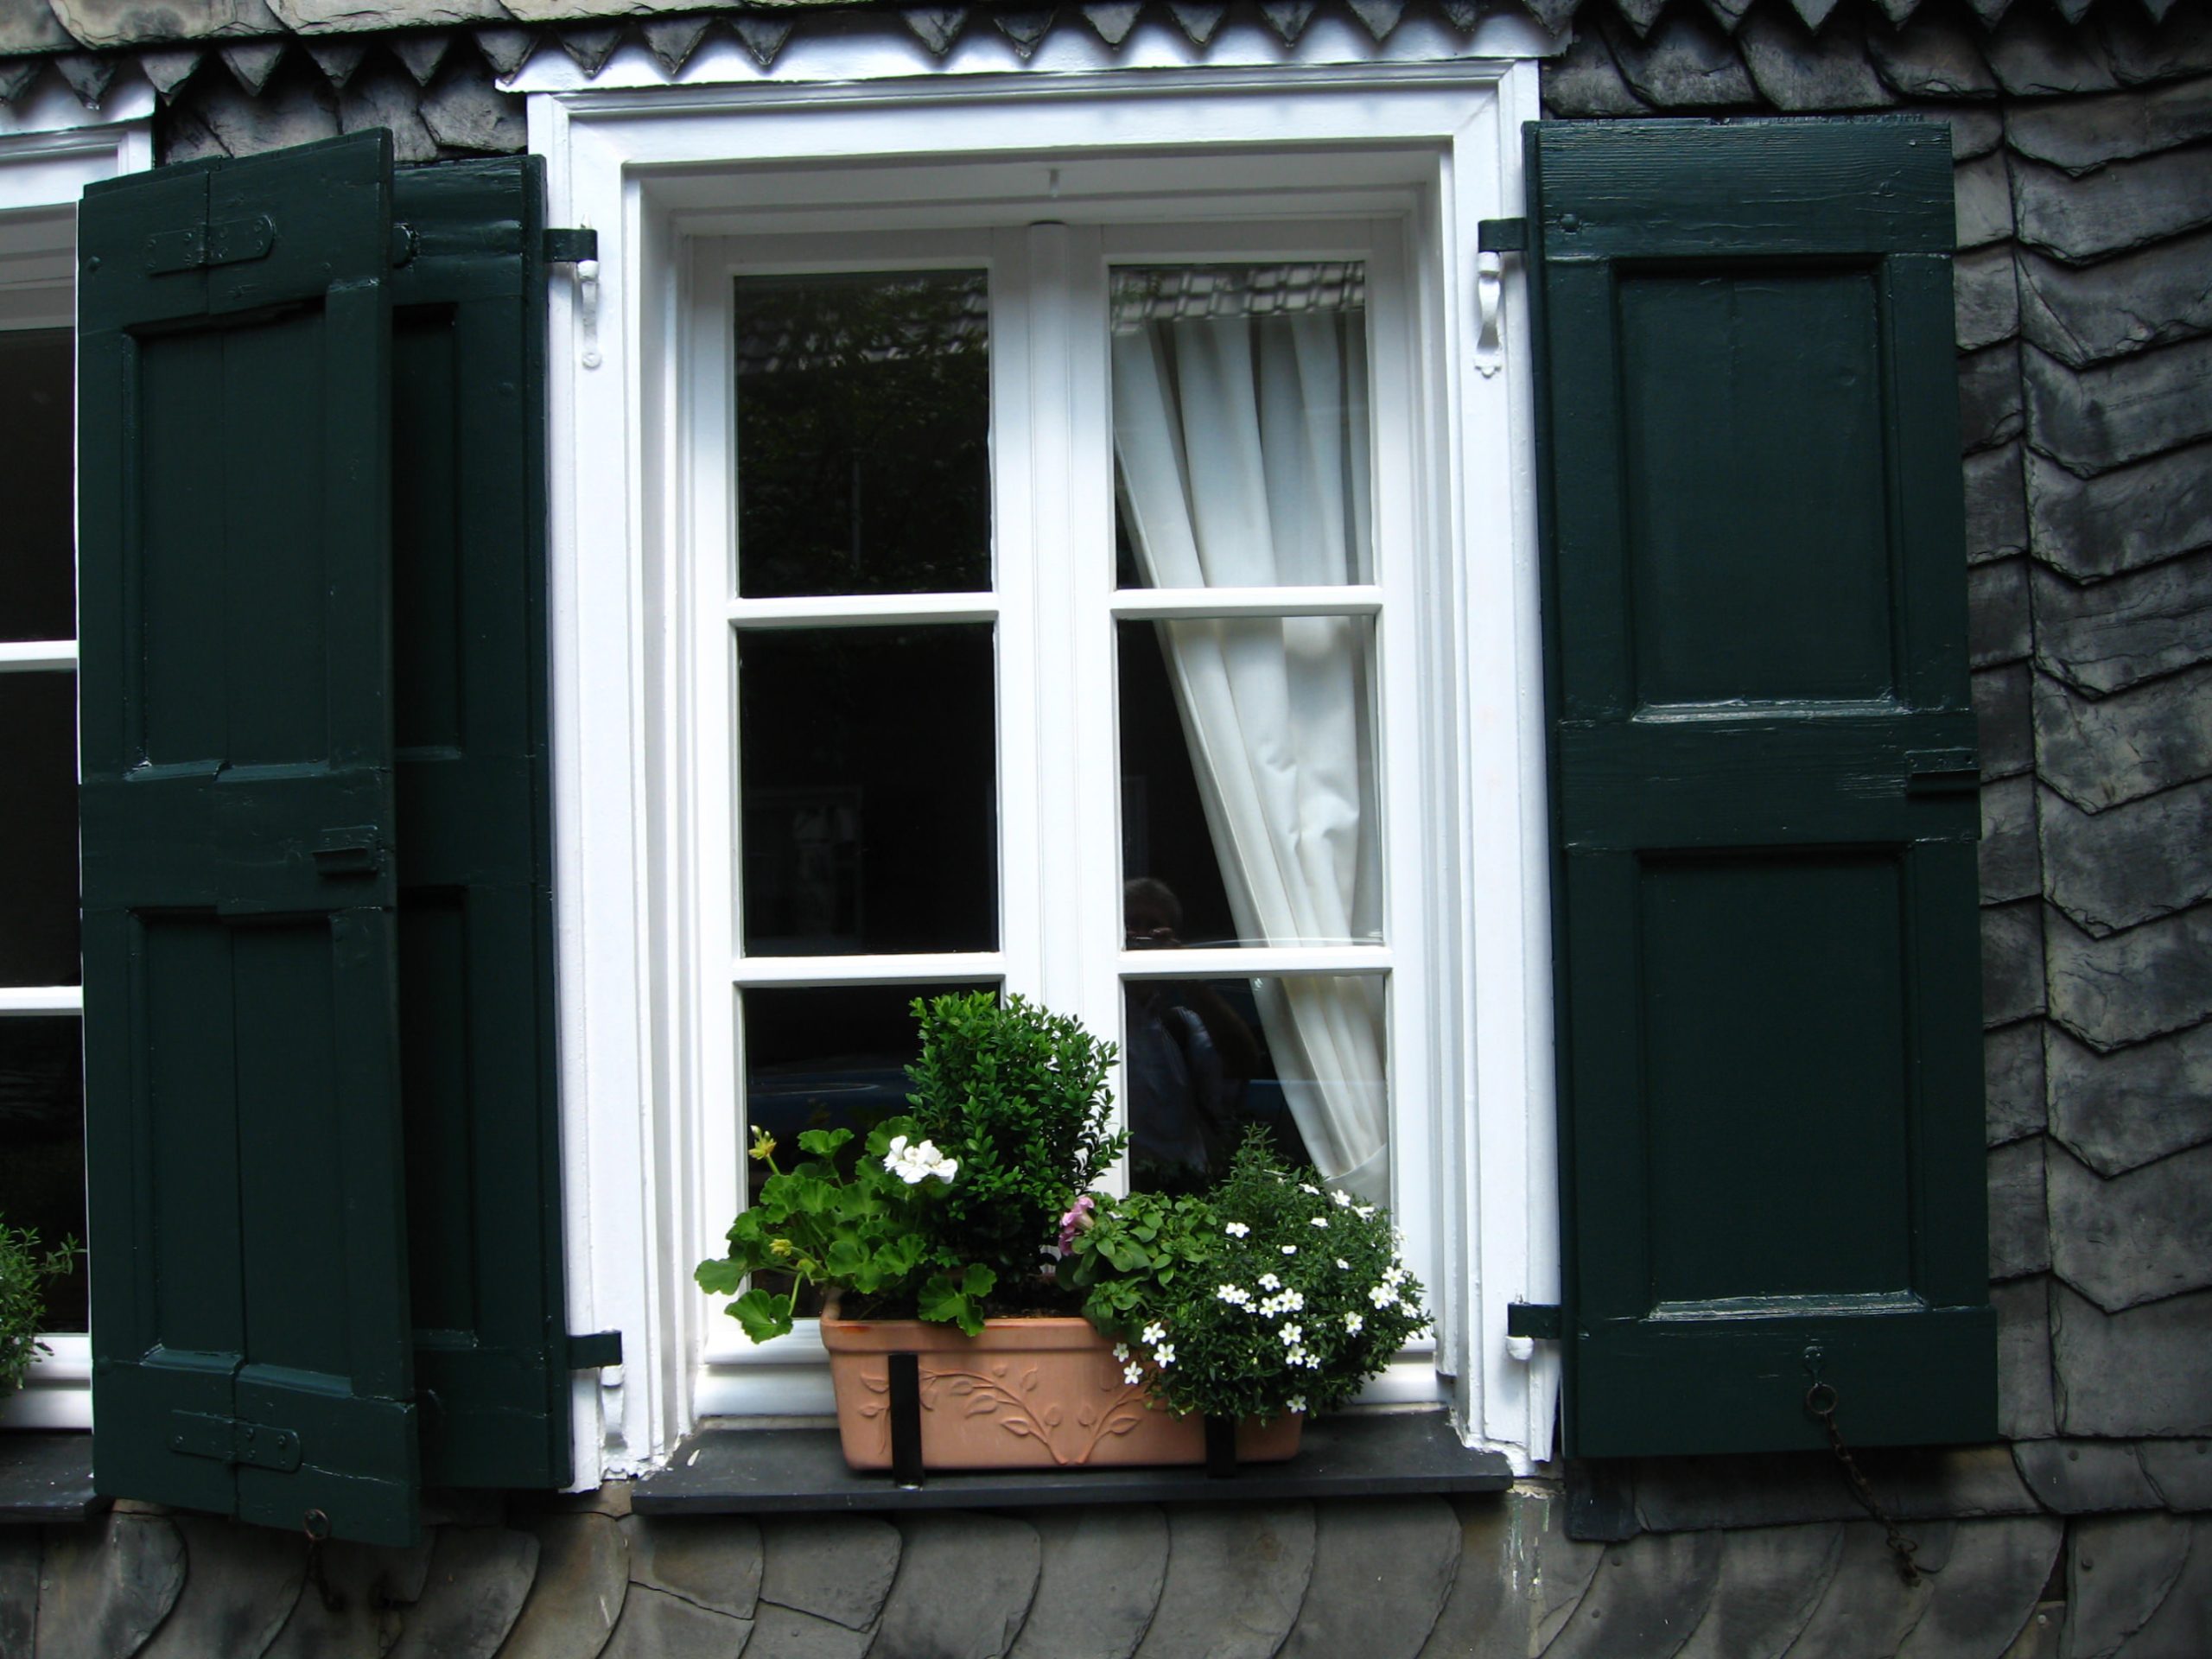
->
[0,89,153,1432]
[529,49,1563,1481]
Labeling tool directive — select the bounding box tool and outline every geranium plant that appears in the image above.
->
[1063,1134,1429,1422]
[696,989,1125,1341]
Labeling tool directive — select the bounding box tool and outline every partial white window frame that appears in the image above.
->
[528,48,1563,1481]
[0,89,154,1433]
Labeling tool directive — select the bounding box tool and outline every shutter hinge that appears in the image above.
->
[313,825,385,877]
[170,1410,304,1471]
[147,215,275,275]
[1506,1301,1561,1340]
[1478,218,1528,254]
[1905,749,1980,796]
[567,1330,624,1370]
[543,227,599,264]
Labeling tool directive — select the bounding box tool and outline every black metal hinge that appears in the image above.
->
[145,214,276,276]
[567,1330,624,1370]
[1905,748,1980,796]
[170,1410,303,1471]
[1478,218,1528,254]
[1507,1301,1561,1340]
[543,227,599,265]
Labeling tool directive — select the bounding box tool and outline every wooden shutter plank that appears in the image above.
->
[1528,118,1997,1460]
[388,158,574,1491]
[79,130,420,1545]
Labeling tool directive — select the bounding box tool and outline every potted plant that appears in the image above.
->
[695,990,1427,1471]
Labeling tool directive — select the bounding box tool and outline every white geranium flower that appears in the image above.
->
[1224,1221,1249,1237]
[883,1135,957,1185]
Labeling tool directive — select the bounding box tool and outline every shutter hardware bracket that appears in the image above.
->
[543,228,603,372]
[568,1330,624,1370]
[1506,1301,1560,1340]
[1473,219,1524,379]
[169,1409,304,1472]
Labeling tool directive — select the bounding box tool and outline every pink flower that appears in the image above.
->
[1057,1193,1096,1255]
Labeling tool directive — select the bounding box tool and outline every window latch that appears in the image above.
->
[544,227,603,370]
[1506,1301,1560,1340]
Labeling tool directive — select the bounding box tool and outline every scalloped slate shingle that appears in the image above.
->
[873,1514,1041,1659]
[2048,1137,2212,1311]
[33,1514,188,1659]
[499,1512,628,1659]
[2041,779,2212,938]
[2046,903,2212,1050]
[621,1514,760,1620]
[1891,1516,2062,1657]
[1670,1522,1840,1659]
[1133,1504,1316,1659]
[2048,1018,2212,1175]
[1276,1498,1460,1659]
[1978,772,2037,904]
[2053,1281,2212,1436]
[2024,334,2212,474]
[1544,1527,1723,1658]
[2035,664,2212,811]
[2031,547,2212,686]
[1992,1276,2056,1439]
[2016,232,2212,368]
[1965,441,2031,561]
[1006,1507,1168,1659]
[1986,1018,2046,1144]
[2004,74,2212,175]
[2062,1510,2193,1650]
[2012,146,2212,264]
[1987,1134,2050,1280]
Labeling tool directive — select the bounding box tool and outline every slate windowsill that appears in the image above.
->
[0,1433,104,1524]
[632,1408,1515,1516]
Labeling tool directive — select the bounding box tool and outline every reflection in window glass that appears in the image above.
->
[1112,264,1370,589]
[736,271,991,599]
[1122,975,1385,1203]
[1119,616,1381,950]
[739,626,997,957]
[0,1018,86,1332]
[0,328,75,644]
[0,672,81,987]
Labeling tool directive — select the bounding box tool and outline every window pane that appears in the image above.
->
[0,672,80,986]
[736,271,991,598]
[1124,974,1385,1201]
[0,1017,87,1332]
[1120,616,1381,949]
[1112,264,1370,589]
[0,328,76,643]
[740,626,996,956]
[742,982,993,1198]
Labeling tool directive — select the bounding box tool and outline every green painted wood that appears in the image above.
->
[388,158,572,1491]
[1526,119,1995,1459]
[78,130,421,1546]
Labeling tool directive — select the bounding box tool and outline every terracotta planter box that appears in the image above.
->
[818,1312,1303,1472]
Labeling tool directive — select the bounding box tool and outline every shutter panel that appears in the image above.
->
[78,132,421,1542]
[386,158,574,1489]
[1525,120,1998,1459]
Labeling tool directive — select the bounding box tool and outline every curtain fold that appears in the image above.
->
[1112,302,1389,1204]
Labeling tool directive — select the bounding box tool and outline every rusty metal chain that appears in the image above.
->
[1804,1380,1922,1586]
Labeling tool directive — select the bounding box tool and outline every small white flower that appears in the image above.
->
[1286,1395,1307,1414]
[1122,1362,1145,1385]
[1344,1312,1364,1333]
[1217,1283,1251,1306]
[1280,1324,1303,1346]
[1153,1343,1175,1368]
[1258,1272,1281,1291]
[1141,1321,1166,1345]
[1299,1183,1319,1195]
[1335,1258,1350,1270]
[1370,1282,1399,1308]
[1112,1342,1130,1362]
[1331,1190,1353,1208]
[1356,1205,1376,1219]
[1281,1244,1298,1256]
[1310,1217,1329,1229]
[1300,1350,1321,1369]
[1224,1221,1249,1238]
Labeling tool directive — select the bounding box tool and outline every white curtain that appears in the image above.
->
[1111,293,1390,1204]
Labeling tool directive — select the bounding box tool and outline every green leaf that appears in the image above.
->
[695,1255,746,1296]
[796,1127,854,1158]
[730,1287,795,1344]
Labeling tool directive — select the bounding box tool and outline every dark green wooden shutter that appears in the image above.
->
[78,131,420,1544]
[387,158,574,1490]
[1525,120,1997,1459]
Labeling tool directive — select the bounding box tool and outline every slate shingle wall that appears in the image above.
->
[4,0,2211,1652]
